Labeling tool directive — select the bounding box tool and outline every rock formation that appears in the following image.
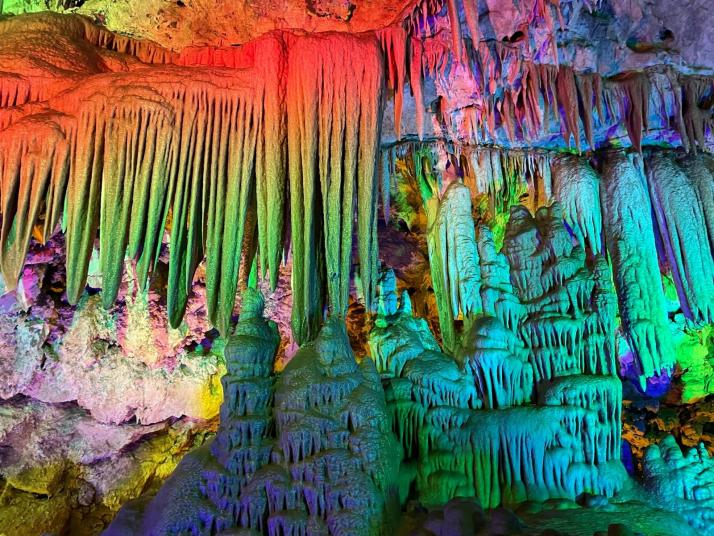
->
[0,1,712,535]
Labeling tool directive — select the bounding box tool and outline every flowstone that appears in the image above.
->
[371,202,627,511]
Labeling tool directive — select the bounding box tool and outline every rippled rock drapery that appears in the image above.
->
[642,435,714,535]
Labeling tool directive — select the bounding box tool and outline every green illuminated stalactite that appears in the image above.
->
[679,153,714,254]
[551,154,603,255]
[166,90,208,328]
[0,119,68,288]
[205,96,259,334]
[287,38,325,345]
[600,151,674,385]
[287,34,384,344]
[417,154,456,352]
[253,35,288,291]
[126,114,171,293]
[65,109,105,305]
[356,37,384,317]
[98,111,138,308]
[646,152,714,324]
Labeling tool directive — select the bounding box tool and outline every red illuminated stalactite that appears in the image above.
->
[409,37,427,140]
[379,27,408,140]
[462,0,480,48]
[681,76,714,153]
[446,0,463,61]
[556,65,581,151]
[576,74,595,151]
[612,72,650,153]
[0,117,69,287]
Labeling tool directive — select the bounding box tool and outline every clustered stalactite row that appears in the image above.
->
[1,12,713,346]
[0,15,385,343]
[380,0,714,151]
[381,20,714,152]
[382,141,714,385]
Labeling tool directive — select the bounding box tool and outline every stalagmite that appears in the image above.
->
[642,435,714,536]
[460,316,533,409]
[206,289,279,527]
[370,268,443,377]
[476,223,523,331]
[502,203,617,381]
[600,151,674,384]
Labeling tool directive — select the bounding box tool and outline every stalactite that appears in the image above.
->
[421,157,457,352]
[0,20,390,339]
[286,33,384,344]
[80,19,176,64]
[645,152,714,324]
[600,151,674,385]
[125,111,172,294]
[379,27,408,140]
[462,0,480,48]
[409,37,427,140]
[64,101,106,305]
[251,35,288,292]
[551,154,603,255]
[203,95,260,333]
[557,66,581,151]
[575,73,601,151]
[611,73,650,153]
[680,76,714,152]
[679,153,714,254]
[0,116,69,288]
[445,0,463,61]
